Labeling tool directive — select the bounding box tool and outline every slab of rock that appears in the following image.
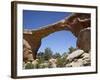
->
[82,52,91,66]
[82,52,90,59]
[66,59,83,67]
[49,58,57,68]
[83,59,91,66]
[71,59,83,67]
[66,63,72,67]
[32,59,39,65]
[67,49,84,62]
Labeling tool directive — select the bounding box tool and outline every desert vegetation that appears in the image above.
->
[23,46,91,69]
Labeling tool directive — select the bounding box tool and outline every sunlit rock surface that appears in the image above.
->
[66,50,91,67]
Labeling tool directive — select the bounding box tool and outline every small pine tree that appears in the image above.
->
[56,57,65,67]
[68,46,77,54]
[43,48,53,60]
[52,52,61,59]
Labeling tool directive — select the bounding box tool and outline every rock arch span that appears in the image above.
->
[23,13,91,61]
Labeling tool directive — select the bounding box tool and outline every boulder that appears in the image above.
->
[66,63,72,67]
[83,58,91,66]
[81,52,90,59]
[32,59,39,65]
[66,59,83,67]
[49,58,57,68]
[82,53,91,66]
[66,51,91,67]
[67,49,84,62]
[72,59,83,67]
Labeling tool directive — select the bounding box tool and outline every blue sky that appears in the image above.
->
[23,10,77,54]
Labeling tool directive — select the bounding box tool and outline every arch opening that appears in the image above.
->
[37,30,77,56]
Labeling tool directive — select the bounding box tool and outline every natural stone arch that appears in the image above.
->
[23,13,91,61]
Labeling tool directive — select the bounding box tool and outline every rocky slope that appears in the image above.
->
[23,49,91,69]
[66,49,91,67]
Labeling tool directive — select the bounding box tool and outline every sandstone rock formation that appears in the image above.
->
[66,49,91,67]
[66,59,84,67]
[23,39,34,62]
[23,13,91,61]
[77,27,91,52]
[67,49,84,62]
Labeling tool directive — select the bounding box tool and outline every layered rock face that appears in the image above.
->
[23,13,91,62]
[23,39,34,62]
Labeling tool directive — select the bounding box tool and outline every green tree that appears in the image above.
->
[52,52,61,58]
[56,57,65,67]
[25,62,34,69]
[68,46,77,54]
[62,52,68,58]
[37,52,45,64]
[37,52,44,57]
[43,48,53,60]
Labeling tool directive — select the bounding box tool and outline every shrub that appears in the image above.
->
[25,62,34,69]
[56,57,65,67]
